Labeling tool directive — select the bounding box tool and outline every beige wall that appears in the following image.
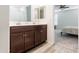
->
[78,7,79,52]
[0,5,9,53]
[46,6,54,44]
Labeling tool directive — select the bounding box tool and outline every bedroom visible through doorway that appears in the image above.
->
[53,5,78,53]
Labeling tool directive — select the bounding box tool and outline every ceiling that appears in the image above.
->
[54,5,79,10]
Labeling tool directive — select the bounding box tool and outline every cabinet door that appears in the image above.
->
[24,31,34,50]
[40,29,47,43]
[10,32,24,53]
[35,29,41,46]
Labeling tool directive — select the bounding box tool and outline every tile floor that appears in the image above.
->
[54,30,78,53]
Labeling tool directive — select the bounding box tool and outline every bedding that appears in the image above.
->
[61,26,78,35]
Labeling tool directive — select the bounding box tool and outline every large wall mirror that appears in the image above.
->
[10,5,31,22]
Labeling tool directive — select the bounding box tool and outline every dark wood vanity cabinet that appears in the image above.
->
[35,25,47,46]
[10,25,47,53]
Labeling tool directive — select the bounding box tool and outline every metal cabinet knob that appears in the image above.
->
[23,34,27,37]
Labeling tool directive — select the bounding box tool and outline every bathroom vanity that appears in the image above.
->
[10,25,47,53]
[10,5,47,53]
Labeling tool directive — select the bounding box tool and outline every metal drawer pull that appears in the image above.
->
[40,30,43,32]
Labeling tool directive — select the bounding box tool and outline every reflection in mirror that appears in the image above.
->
[26,5,31,22]
[35,8,39,19]
[40,7,44,19]
[35,6,45,19]
[10,5,31,22]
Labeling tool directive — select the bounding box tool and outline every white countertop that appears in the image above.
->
[9,22,47,26]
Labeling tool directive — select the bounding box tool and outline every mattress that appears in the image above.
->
[61,26,78,35]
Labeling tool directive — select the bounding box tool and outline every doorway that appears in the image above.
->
[53,5,78,53]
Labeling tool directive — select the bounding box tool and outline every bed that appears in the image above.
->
[61,26,78,35]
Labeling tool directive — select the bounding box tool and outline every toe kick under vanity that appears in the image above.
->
[10,25,47,53]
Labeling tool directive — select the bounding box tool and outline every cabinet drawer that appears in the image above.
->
[34,25,47,30]
[10,26,34,32]
[41,25,47,29]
